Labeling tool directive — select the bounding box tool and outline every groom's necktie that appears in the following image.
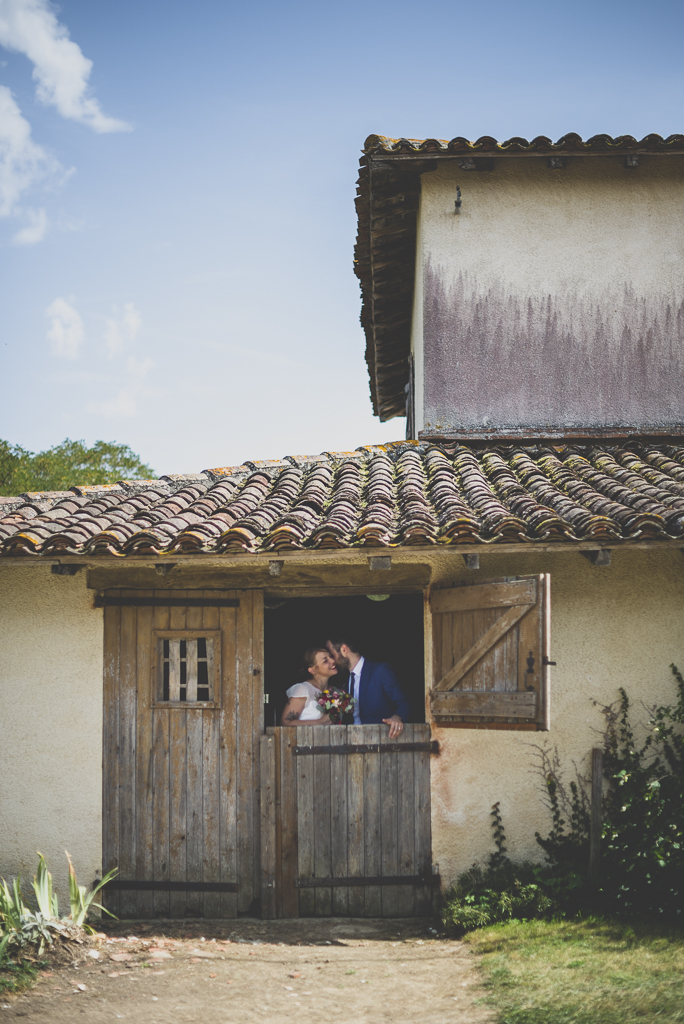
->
[350,671,361,725]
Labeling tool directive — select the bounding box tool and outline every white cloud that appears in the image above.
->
[0,84,58,216]
[13,204,46,243]
[104,302,142,356]
[45,296,84,358]
[0,0,130,133]
[85,355,154,417]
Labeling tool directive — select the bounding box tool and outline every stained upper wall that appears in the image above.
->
[417,155,684,438]
[355,133,684,433]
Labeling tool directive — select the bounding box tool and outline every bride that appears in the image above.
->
[280,647,338,725]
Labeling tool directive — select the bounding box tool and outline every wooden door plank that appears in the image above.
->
[185,599,204,917]
[431,605,442,693]
[250,591,265,907]
[363,725,381,917]
[504,624,519,692]
[432,690,538,717]
[151,602,170,917]
[297,724,315,917]
[435,603,533,691]
[471,608,489,691]
[313,725,332,916]
[206,639,216,702]
[395,725,416,917]
[279,728,299,918]
[134,597,155,919]
[118,603,138,918]
[201,708,219,916]
[169,640,181,701]
[330,726,349,916]
[431,579,536,614]
[540,574,552,731]
[380,727,401,917]
[518,591,541,693]
[274,729,283,918]
[168,595,188,917]
[236,592,256,913]
[186,639,198,703]
[346,725,365,917]
[413,724,433,916]
[201,596,221,918]
[260,734,277,919]
[457,609,474,691]
[218,600,238,919]
[489,609,504,693]
[442,609,454,682]
[102,604,121,918]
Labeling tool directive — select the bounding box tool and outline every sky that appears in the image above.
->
[0,0,683,476]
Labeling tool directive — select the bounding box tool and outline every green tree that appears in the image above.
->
[0,439,155,496]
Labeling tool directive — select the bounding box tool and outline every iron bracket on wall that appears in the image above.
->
[294,741,439,756]
[296,874,441,888]
[100,880,238,892]
[95,595,240,608]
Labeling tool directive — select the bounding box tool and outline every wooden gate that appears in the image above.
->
[102,589,263,918]
[260,724,435,918]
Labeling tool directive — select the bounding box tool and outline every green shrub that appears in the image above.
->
[442,664,684,934]
[0,853,117,965]
[597,665,684,918]
[441,804,558,935]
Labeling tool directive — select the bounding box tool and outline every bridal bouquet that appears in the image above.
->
[316,687,356,724]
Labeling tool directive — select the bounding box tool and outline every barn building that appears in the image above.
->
[2,131,684,918]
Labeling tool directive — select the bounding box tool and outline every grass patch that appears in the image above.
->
[466,918,684,1024]
[0,961,40,997]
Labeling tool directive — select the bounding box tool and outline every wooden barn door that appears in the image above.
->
[430,576,551,728]
[260,724,435,918]
[102,589,264,918]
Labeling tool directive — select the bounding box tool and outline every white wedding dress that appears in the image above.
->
[286,681,325,720]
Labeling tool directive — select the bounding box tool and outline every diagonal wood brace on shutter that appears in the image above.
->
[434,602,533,691]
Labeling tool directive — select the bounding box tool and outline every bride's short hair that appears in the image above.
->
[303,646,328,672]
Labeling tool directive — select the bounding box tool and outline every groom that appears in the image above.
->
[326,637,410,738]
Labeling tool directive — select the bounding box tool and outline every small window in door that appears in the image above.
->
[153,631,221,707]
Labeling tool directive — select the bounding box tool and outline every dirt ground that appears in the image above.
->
[0,918,493,1023]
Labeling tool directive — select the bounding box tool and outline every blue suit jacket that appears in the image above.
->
[349,660,411,725]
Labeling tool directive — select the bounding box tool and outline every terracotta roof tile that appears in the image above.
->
[3,441,684,557]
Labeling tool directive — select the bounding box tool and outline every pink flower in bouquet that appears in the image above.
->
[316,687,356,724]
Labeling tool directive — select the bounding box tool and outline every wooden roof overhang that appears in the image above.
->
[355,132,684,423]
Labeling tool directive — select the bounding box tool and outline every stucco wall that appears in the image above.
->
[0,566,103,904]
[426,547,684,885]
[416,156,684,434]
[1,550,682,906]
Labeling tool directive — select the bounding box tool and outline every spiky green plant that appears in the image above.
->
[32,854,58,920]
[65,852,117,928]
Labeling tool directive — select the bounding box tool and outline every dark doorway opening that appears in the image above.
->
[264,592,425,727]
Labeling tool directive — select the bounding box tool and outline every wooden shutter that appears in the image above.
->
[430,575,551,729]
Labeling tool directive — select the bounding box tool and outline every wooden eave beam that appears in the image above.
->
[2,536,684,569]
